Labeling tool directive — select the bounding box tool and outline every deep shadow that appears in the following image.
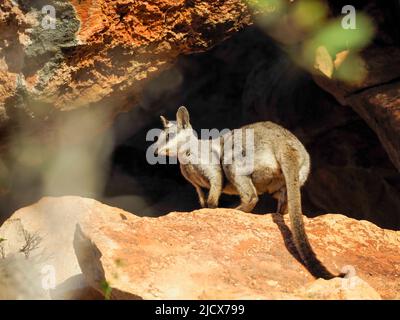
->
[271,213,303,264]
[0,26,399,231]
[271,212,338,279]
[103,26,400,230]
[73,224,143,300]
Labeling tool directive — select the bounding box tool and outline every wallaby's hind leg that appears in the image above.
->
[229,175,259,213]
[273,187,288,214]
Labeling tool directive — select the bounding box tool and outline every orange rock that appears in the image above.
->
[0,0,251,118]
[1,196,398,299]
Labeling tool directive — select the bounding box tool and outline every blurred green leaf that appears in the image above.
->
[292,0,329,31]
[311,14,375,55]
[302,13,374,83]
[101,280,112,300]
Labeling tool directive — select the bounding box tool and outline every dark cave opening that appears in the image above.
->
[102,26,400,230]
[0,27,398,231]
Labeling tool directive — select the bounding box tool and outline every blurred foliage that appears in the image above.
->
[101,280,112,300]
[0,159,10,196]
[292,0,328,30]
[247,0,375,84]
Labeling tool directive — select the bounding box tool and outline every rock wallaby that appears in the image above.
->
[154,106,341,279]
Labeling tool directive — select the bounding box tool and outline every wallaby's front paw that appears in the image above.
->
[207,200,218,209]
[234,205,244,212]
[198,196,207,208]
[234,204,252,213]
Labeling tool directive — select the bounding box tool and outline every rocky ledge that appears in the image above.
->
[0,196,399,300]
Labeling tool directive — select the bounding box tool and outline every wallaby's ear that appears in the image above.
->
[176,106,191,129]
[160,115,169,128]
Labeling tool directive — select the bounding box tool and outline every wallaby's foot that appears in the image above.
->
[207,180,222,210]
[207,193,220,209]
[199,198,207,208]
[207,201,218,209]
[235,202,256,213]
[278,202,288,215]
[274,187,288,214]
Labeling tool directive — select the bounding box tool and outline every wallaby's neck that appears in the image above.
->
[177,130,224,165]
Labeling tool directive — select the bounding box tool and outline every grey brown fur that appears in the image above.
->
[155,106,340,279]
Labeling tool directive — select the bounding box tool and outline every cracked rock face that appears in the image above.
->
[311,3,400,173]
[0,0,251,125]
[313,46,400,173]
[0,196,399,300]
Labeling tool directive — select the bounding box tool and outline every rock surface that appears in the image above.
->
[313,46,400,172]
[0,0,251,224]
[312,2,400,173]
[0,0,251,130]
[1,196,399,299]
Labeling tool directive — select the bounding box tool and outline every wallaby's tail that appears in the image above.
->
[279,150,340,280]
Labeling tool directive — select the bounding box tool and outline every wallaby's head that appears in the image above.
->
[155,106,193,157]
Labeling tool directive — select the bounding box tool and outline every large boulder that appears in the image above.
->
[0,196,399,299]
[0,0,251,131]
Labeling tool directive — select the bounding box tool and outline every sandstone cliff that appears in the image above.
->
[0,0,251,131]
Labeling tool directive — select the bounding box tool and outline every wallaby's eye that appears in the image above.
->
[166,132,176,141]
